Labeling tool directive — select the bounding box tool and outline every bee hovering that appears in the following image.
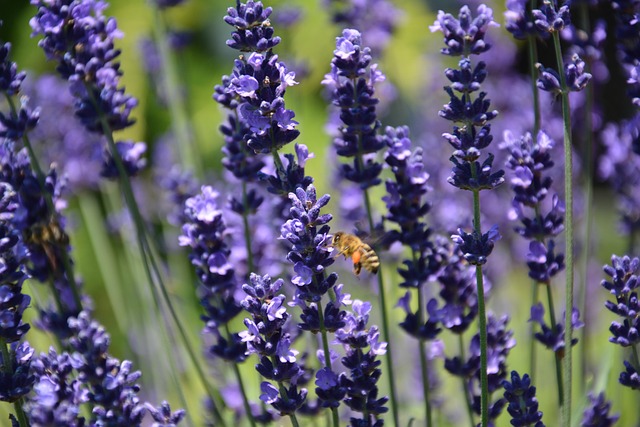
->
[330,231,379,276]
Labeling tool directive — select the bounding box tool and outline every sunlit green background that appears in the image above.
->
[0,0,636,425]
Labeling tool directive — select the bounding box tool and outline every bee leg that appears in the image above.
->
[353,262,362,276]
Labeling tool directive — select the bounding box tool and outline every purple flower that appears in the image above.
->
[532,2,571,34]
[430,5,499,56]
[0,43,26,96]
[502,371,545,427]
[529,303,583,353]
[580,392,618,427]
[334,299,389,422]
[180,186,245,361]
[322,0,401,56]
[451,225,501,266]
[280,185,335,303]
[30,0,138,135]
[144,401,186,427]
[26,348,85,426]
[66,312,147,425]
[323,29,385,190]
[224,1,281,52]
[537,54,592,96]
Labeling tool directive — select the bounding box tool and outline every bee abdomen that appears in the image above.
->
[362,244,380,274]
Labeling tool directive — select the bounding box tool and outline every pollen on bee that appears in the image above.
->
[351,251,362,264]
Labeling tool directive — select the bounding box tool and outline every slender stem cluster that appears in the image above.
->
[430,5,504,425]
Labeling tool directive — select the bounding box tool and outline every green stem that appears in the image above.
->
[552,31,574,427]
[86,87,227,426]
[152,7,201,176]
[13,398,29,427]
[362,188,399,426]
[529,281,539,382]
[241,181,255,275]
[416,265,433,427]
[545,284,564,405]
[317,300,340,427]
[225,323,256,427]
[471,187,489,427]
[458,333,475,427]
[577,2,594,395]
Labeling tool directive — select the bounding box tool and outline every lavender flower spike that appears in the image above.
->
[502,371,545,427]
[323,28,386,189]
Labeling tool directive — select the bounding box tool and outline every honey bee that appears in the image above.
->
[23,218,70,273]
[331,231,379,276]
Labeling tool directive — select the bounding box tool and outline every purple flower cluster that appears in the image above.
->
[322,29,385,190]
[529,303,583,355]
[30,0,146,178]
[502,371,545,427]
[504,0,551,40]
[580,392,619,426]
[0,178,35,406]
[503,131,565,283]
[431,5,504,262]
[179,186,246,362]
[601,255,640,389]
[322,0,401,56]
[334,300,388,425]
[280,185,336,306]
[382,126,440,283]
[220,2,299,155]
[444,314,514,422]
[240,273,305,417]
[25,311,175,426]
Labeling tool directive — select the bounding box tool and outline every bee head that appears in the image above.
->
[331,232,343,245]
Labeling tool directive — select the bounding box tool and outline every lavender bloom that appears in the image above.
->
[432,245,481,335]
[430,5,499,57]
[322,29,385,189]
[335,300,389,423]
[27,348,86,426]
[224,1,281,52]
[444,314,514,422]
[179,186,246,362]
[221,1,299,156]
[382,125,441,286]
[451,225,500,266]
[145,401,187,427]
[30,0,145,179]
[531,2,571,34]
[599,120,640,235]
[0,42,26,96]
[0,182,30,345]
[0,341,35,404]
[240,273,307,415]
[23,74,104,192]
[101,141,147,179]
[67,311,147,425]
[504,0,550,40]
[536,55,592,96]
[280,185,335,305]
[580,392,619,427]
[502,131,565,283]
[601,255,640,348]
[396,291,441,341]
[611,0,640,67]
[431,5,504,198]
[322,0,401,56]
[529,303,583,353]
[502,371,545,427]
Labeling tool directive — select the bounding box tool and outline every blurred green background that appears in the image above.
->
[1,0,636,426]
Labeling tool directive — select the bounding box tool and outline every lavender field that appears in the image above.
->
[0,0,638,426]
